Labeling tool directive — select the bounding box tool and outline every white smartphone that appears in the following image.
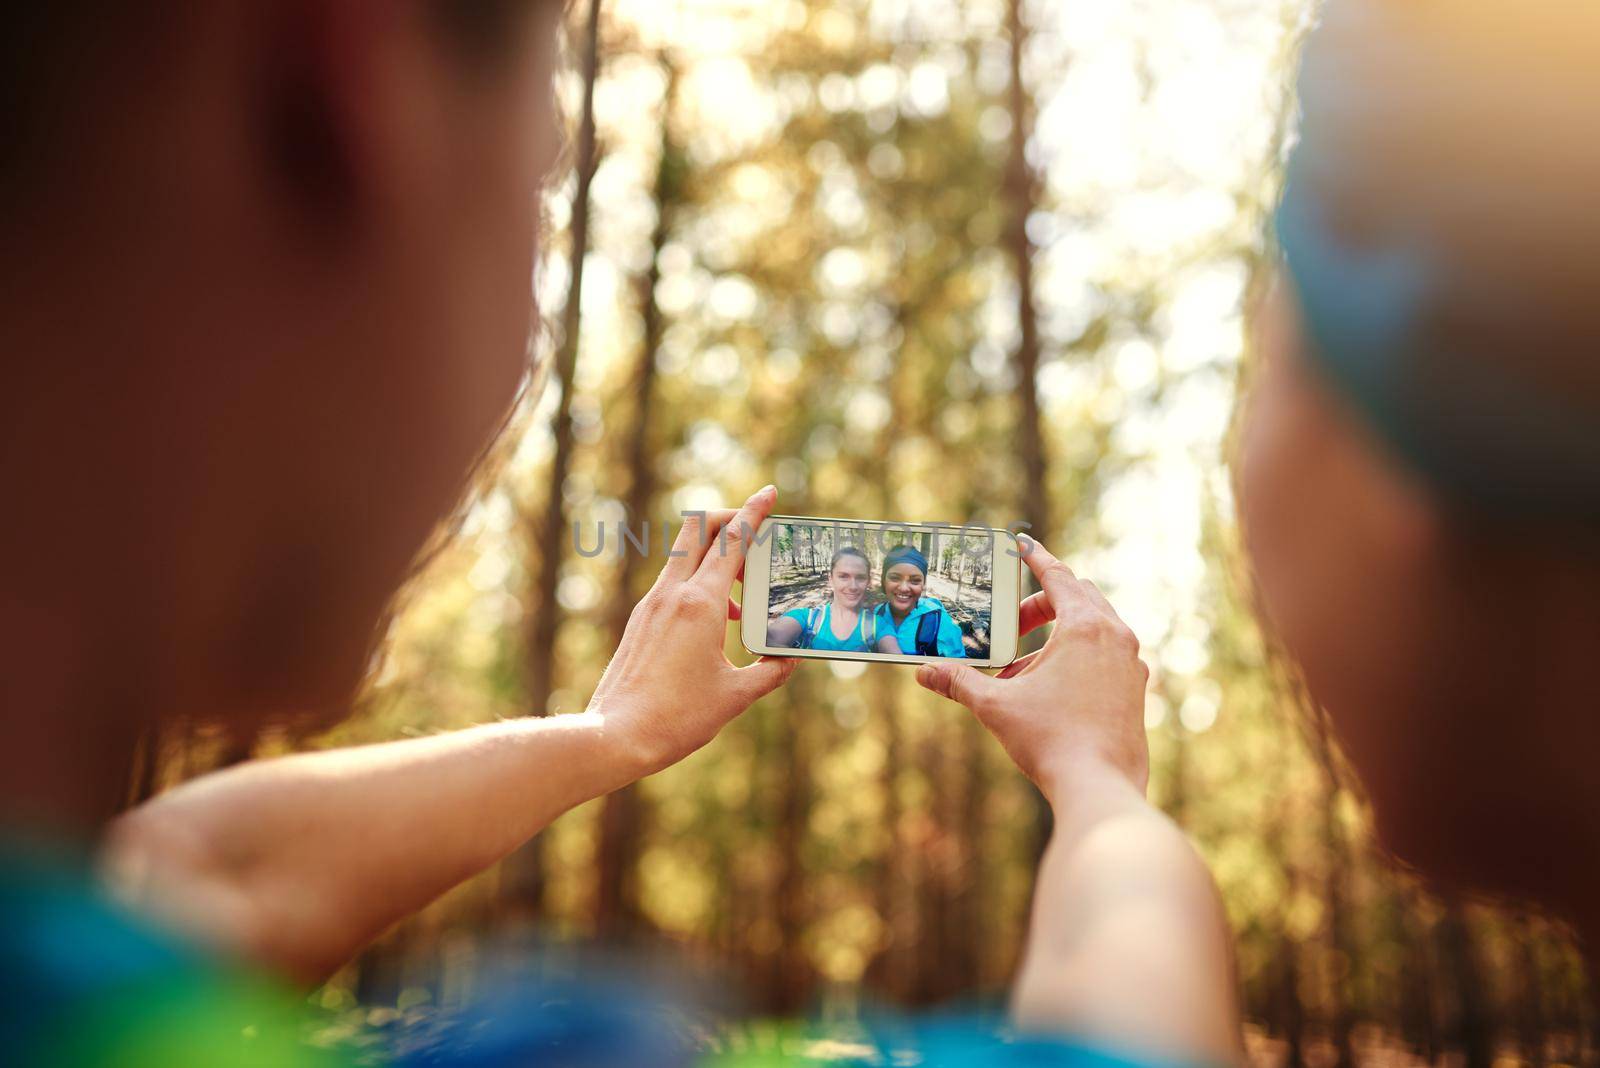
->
[740,515,1022,668]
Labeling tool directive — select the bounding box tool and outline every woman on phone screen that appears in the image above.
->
[872,545,968,659]
[765,547,903,654]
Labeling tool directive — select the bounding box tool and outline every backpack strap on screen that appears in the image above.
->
[915,609,941,656]
[799,605,824,649]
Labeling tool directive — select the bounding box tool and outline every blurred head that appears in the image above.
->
[1,2,564,735]
[1238,0,1600,910]
[881,546,928,615]
[826,548,870,610]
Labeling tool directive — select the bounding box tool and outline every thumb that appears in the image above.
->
[917,662,998,711]
[733,656,800,704]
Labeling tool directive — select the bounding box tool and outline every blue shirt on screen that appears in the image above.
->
[873,597,968,658]
[783,604,874,652]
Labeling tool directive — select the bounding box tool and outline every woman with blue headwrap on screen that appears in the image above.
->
[872,544,970,659]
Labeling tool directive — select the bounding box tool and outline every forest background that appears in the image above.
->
[128,1,1595,1064]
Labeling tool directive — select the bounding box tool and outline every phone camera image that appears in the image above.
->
[763,522,993,660]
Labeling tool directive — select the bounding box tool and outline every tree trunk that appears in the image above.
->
[1306,709,1356,1068]
[909,729,947,1007]
[593,55,679,942]
[503,0,604,920]
[866,281,918,999]
[869,666,911,1000]
[1399,902,1440,1063]
[1518,915,1548,1068]
[1004,0,1053,866]
[1438,902,1495,1068]
[770,676,811,1014]
[1273,931,1306,1068]
[949,714,986,992]
[1005,0,1049,578]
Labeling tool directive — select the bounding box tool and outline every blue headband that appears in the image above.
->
[1277,0,1600,523]
[882,545,927,577]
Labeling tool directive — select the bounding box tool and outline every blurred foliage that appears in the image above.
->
[140,0,1596,1063]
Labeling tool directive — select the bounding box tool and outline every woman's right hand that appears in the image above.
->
[915,538,1150,801]
[921,541,1238,1062]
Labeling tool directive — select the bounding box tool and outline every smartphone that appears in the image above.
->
[740,515,1021,668]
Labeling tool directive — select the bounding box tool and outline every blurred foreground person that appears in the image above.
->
[0,4,808,1066]
[1243,0,1600,922]
[0,4,1210,1068]
[926,0,1600,1059]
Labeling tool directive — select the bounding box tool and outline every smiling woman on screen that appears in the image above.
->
[872,545,969,659]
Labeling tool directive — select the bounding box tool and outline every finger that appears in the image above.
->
[659,508,739,584]
[1017,591,1055,638]
[695,485,777,592]
[996,649,1040,680]
[1078,579,1131,627]
[727,596,742,621]
[916,661,1001,712]
[1077,579,1140,652]
[1017,539,1086,615]
[732,655,799,704]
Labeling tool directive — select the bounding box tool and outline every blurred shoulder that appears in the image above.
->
[1,848,355,1067]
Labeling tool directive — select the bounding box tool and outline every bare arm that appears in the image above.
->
[104,713,649,984]
[103,488,796,986]
[917,540,1239,1064]
[766,615,803,648]
[1012,762,1238,1061]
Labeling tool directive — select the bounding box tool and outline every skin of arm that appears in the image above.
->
[1014,761,1239,1062]
[102,488,798,987]
[104,713,651,984]
[766,613,805,648]
[865,603,900,653]
[917,540,1241,1064]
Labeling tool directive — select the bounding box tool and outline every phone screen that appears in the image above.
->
[763,520,995,661]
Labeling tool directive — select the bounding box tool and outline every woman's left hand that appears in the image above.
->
[589,485,799,777]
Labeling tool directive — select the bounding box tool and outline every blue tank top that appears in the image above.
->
[783,604,873,652]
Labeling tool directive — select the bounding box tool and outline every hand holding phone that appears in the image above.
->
[916,540,1150,799]
[589,487,798,777]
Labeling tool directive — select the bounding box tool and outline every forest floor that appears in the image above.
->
[766,565,991,657]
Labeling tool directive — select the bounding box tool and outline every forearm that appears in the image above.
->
[1013,759,1241,1064]
[767,618,802,647]
[103,712,649,984]
[98,490,796,986]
